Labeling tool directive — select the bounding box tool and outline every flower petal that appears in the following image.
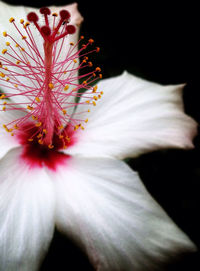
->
[51,157,196,271]
[0,109,25,158]
[0,147,55,271]
[67,72,197,159]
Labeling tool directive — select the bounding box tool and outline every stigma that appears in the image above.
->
[0,7,102,150]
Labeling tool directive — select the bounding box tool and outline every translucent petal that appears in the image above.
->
[51,157,196,271]
[0,147,55,271]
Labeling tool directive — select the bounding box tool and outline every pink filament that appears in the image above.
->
[0,8,102,149]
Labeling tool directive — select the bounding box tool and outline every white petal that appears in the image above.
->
[50,157,196,271]
[0,2,83,108]
[0,109,25,158]
[0,147,55,271]
[67,72,197,159]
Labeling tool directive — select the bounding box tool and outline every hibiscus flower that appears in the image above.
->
[0,2,198,271]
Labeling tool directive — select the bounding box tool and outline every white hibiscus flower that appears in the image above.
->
[0,1,197,271]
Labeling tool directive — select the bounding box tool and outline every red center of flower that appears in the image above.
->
[17,122,76,170]
[0,7,102,161]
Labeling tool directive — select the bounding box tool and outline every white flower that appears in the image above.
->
[0,2,198,271]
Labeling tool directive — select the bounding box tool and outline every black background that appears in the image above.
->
[1,0,200,270]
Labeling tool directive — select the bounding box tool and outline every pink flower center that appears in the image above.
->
[0,7,102,154]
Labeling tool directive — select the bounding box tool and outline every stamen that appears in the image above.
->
[0,7,102,149]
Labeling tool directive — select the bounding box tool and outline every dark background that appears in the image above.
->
[2,0,200,270]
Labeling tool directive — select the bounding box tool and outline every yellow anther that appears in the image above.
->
[92,85,98,93]
[88,38,94,44]
[21,48,25,51]
[62,109,67,115]
[11,132,14,136]
[86,100,90,104]
[98,94,101,99]
[96,47,100,53]
[0,62,2,68]
[16,60,20,65]
[0,94,5,99]
[87,109,90,113]
[9,17,15,23]
[43,129,47,134]
[35,97,40,102]
[100,91,104,95]
[74,125,79,131]
[24,22,30,27]
[52,12,58,17]
[6,42,10,46]
[63,145,67,149]
[59,134,64,139]
[88,61,93,67]
[3,31,7,37]
[63,71,67,74]
[48,144,54,149]
[14,124,19,129]
[38,139,43,145]
[93,96,98,101]
[99,74,103,79]
[35,122,42,127]
[3,124,7,129]
[37,133,42,138]
[93,72,96,77]
[8,128,13,132]
[2,49,7,54]
[4,67,8,70]
[80,35,84,39]
[0,73,5,78]
[81,125,85,130]
[15,44,19,47]
[64,85,69,91]
[92,101,96,106]
[3,101,7,105]
[95,67,101,72]
[73,59,77,63]
[65,136,71,142]
[28,138,33,142]
[85,118,88,123]
[24,22,30,28]
[83,81,87,85]
[14,84,18,88]
[27,105,33,110]
[32,115,38,120]
[58,125,64,130]
[2,106,6,111]
[48,83,54,89]
[70,42,74,46]
[20,19,24,24]
[22,36,27,40]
